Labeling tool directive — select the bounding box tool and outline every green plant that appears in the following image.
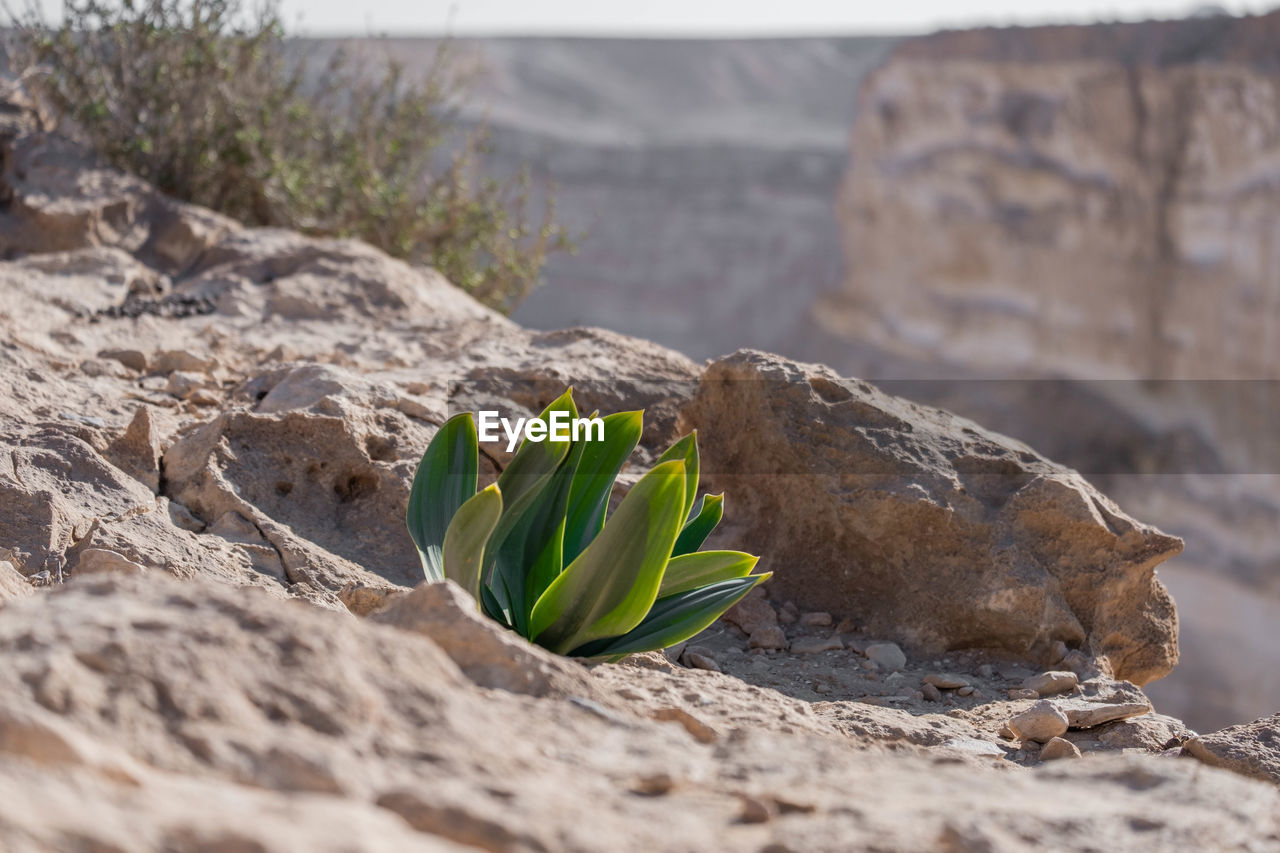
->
[406,389,769,659]
[8,0,575,313]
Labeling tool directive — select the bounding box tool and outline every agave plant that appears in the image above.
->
[406,388,769,659]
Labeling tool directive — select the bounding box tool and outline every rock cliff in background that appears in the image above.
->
[809,11,1280,731]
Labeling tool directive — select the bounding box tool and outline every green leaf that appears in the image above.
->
[562,409,642,564]
[658,550,758,597]
[528,459,687,654]
[441,484,502,603]
[407,412,478,582]
[480,583,510,627]
[496,431,587,631]
[671,493,723,557]
[656,432,699,528]
[570,574,771,658]
[487,388,577,633]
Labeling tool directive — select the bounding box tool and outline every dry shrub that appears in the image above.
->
[7,0,574,312]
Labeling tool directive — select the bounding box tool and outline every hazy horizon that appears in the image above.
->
[273,0,1269,37]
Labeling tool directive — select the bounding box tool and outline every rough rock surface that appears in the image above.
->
[1,113,1276,848]
[1184,714,1280,785]
[0,575,1278,853]
[683,350,1182,683]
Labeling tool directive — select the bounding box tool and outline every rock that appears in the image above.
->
[105,406,162,493]
[956,686,976,697]
[0,562,31,606]
[939,738,1007,759]
[372,580,592,698]
[75,548,145,576]
[100,349,147,372]
[1094,714,1193,752]
[800,611,832,627]
[737,794,774,824]
[631,772,675,796]
[722,587,778,635]
[923,674,968,690]
[1009,701,1070,743]
[164,370,206,399]
[1040,737,1082,761]
[680,646,722,672]
[749,626,788,651]
[1061,650,1103,680]
[865,643,907,672]
[1009,688,1040,700]
[1058,700,1152,730]
[1022,671,1078,697]
[683,351,1181,684]
[152,349,216,375]
[650,707,718,744]
[921,683,942,703]
[790,636,843,655]
[1184,715,1280,785]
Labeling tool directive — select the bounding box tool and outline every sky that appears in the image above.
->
[276,0,1267,36]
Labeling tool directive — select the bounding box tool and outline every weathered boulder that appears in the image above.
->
[683,350,1182,683]
[1184,714,1280,785]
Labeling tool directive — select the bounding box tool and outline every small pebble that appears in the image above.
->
[1039,737,1082,761]
[1022,671,1078,697]
[1008,700,1070,743]
[977,664,994,679]
[1008,688,1039,700]
[800,611,833,627]
[921,683,942,702]
[956,685,976,697]
[684,652,721,672]
[738,795,774,824]
[632,772,675,795]
[923,673,968,690]
[864,642,907,671]
[748,626,788,651]
[834,617,856,633]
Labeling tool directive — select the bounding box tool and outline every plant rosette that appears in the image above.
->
[406,388,769,659]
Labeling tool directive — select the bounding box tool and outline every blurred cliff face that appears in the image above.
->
[812,15,1280,732]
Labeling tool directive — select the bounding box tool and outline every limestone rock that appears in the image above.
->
[1009,701,1070,743]
[1040,737,1082,761]
[1184,715,1280,785]
[683,350,1181,684]
[372,580,593,698]
[75,548,145,576]
[1022,671,1079,697]
[1059,699,1152,730]
[865,643,908,672]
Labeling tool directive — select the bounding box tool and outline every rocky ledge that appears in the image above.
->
[0,110,1278,850]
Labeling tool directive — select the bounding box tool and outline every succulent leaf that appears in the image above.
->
[656,431,699,529]
[562,409,643,564]
[570,574,771,658]
[671,493,724,557]
[658,549,757,597]
[441,484,502,603]
[406,412,478,582]
[528,459,687,654]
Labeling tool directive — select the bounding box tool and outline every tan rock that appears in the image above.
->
[749,626,788,651]
[1184,714,1280,785]
[1040,737,1082,761]
[105,406,161,493]
[722,587,778,635]
[1009,701,1070,743]
[1022,671,1078,697]
[923,674,969,690]
[683,351,1181,684]
[1059,699,1152,730]
[0,562,31,606]
[75,549,145,576]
